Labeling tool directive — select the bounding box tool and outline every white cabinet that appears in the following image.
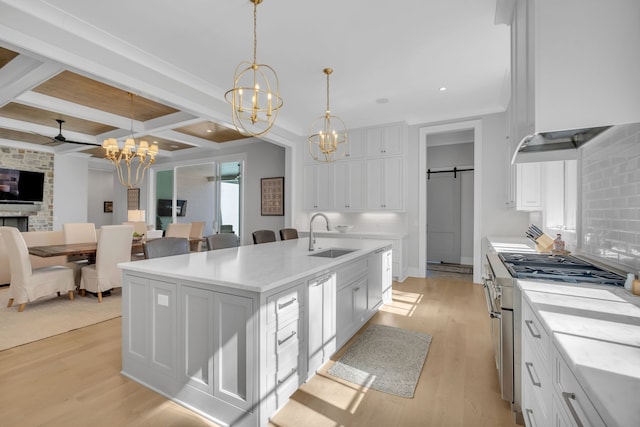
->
[366,124,404,156]
[307,272,336,377]
[551,345,606,427]
[522,297,551,427]
[509,0,640,139]
[303,163,333,210]
[264,283,305,413]
[344,128,364,159]
[333,160,363,210]
[366,156,404,210]
[368,248,393,307]
[517,162,542,211]
[336,276,368,348]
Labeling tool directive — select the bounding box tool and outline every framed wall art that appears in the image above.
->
[127,187,140,210]
[104,201,113,213]
[261,177,284,216]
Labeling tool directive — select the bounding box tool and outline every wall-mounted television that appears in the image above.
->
[157,199,187,217]
[0,168,45,203]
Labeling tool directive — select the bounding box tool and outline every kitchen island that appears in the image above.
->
[118,237,392,427]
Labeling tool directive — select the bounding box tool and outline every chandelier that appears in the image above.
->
[308,68,348,162]
[102,93,158,188]
[225,0,283,137]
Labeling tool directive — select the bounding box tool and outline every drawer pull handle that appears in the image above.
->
[525,409,537,427]
[525,319,541,338]
[278,297,297,310]
[277,367,297,385]
[278,330,297,346]
[525,362,541,387]
[562,392,585,427]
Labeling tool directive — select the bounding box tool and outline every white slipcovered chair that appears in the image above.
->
[189,221,205,251]
[165,223,192,239]
[62,223,97,244]
[123,221,148,236]
[80,224,133,303]
[0,226,75,312]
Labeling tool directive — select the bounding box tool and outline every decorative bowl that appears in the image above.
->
[334,225,353,233]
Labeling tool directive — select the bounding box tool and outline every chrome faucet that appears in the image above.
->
[309,212,331,251]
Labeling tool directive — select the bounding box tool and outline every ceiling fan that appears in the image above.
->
[40,119,97,146]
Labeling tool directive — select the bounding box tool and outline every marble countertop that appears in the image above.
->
[520,280,640,427]
[486,236,537,253]
[299,230,408,239]
[119,237,391,293]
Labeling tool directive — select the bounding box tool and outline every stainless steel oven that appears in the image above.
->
[483,254,517,413]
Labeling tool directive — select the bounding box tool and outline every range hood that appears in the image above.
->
[511,125,612,163]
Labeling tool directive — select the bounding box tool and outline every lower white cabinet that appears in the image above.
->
[122,275,255,426]
[336,275,368,348]
[551,345,606,427]
[368,248,393,306]
[307,272,337,378]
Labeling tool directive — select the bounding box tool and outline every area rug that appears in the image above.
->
[328,324,432,398]
[0,287,121,351]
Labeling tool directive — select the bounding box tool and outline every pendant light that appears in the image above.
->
[225,0,283,137]
[308,68,348,162]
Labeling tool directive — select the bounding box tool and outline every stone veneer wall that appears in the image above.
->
[581,122,640,271]
[0,146,54,231]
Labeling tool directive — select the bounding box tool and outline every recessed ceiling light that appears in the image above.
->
[206,129,212,133]
[171,145,179,148]
[376,98,389,104]
[439,87,447,92]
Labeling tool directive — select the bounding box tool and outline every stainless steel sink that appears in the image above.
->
[309,248,356,258]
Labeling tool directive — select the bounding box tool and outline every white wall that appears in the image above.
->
[87,168,114,228]
[53,154,89,229]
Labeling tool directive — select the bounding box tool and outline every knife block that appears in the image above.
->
[535,234,554,253]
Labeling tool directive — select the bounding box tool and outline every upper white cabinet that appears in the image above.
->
[303,122,407,212]
[366,156,404,211]
[516,162,542,211]
[333,160,364,210]
[366,124,404,156]
[509,0,640,144]
[344,128,365,159]
[303,163,333,210]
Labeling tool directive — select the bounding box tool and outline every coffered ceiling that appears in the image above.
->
[0,0,509,161]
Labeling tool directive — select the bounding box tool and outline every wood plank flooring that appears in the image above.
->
[0,276,518,427]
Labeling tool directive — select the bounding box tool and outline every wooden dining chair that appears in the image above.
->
[252,230,276,244]
[0,226,75,312]
[143,237,190,259]
[165,223,192,239]
[80,224,133,303]
[206,233,239,250]
[279,228,299,240]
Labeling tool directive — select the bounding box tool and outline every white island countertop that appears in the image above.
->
[119,237,391,293]
[520,280,640,427]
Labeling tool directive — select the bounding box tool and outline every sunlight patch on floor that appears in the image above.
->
[379,289,423,317]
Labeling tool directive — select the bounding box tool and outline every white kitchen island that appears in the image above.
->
[118,237,392,427]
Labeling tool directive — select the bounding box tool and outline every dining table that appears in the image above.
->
[28,240,145,263]
[28,237,206,262]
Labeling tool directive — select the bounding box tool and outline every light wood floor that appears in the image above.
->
[0,276,518,427]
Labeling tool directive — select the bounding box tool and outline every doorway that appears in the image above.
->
[418,120,482,283]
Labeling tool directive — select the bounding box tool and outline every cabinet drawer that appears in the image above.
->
[552,346,606,427]
[523,336,550,424]
[336,258,368,289]
[523,299,550,364]
[276,366,300,403]
[267,284,303,326]
[276,319,300,355]
[523,380,545,427]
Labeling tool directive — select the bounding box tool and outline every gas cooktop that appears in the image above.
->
[498,252,626,286]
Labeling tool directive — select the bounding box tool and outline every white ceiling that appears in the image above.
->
[0,0,509,151]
